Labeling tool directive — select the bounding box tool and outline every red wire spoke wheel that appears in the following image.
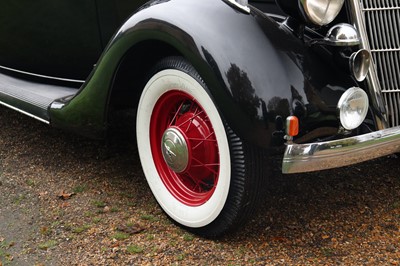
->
[150,90,219,206]
[137,57,266,237]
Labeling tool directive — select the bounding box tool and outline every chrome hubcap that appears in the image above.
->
[161,127,189,173]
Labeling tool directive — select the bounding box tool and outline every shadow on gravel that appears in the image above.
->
[230,155,400,259]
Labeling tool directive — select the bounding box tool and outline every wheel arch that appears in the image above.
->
[108,40,182,110]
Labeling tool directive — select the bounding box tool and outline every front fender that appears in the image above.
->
[50,0,357,148]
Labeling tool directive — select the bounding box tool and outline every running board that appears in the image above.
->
[0,71,80,123]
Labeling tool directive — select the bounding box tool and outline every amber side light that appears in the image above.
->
[286,116,299,137]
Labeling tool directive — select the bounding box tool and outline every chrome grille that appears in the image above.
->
[360,0,400,126]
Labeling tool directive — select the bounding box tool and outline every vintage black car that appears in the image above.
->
[0,0,398,237]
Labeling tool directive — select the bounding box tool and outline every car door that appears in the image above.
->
[0,0,103,80]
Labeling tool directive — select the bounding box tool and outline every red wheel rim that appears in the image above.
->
[150,90,220,206]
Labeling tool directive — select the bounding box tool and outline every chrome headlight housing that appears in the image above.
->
[337,87,369,130]
[276,0,345,26]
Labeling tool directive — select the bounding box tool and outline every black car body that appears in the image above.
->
[1,0,399,237]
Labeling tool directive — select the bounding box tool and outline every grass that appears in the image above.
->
[112,232,130,241]
[26,179,35,186]
[182,233,194,241]
[176,253,185,261]
[92,217,102,224]
[51,221,61,227]
[38,240,58,250]
[0,240,14,263]
[84,211,95,217]
[320,247,335,257]
[120,192,135,199]
[140,214,158,222]
[126,222,135,227]
[110,207,119,213]
[93,200,106,208]
[52,209,65,219]
[392,201,400,209]
[13,194,25,205]
[126,245,143,254]
[72,224,91,234]
[73,184,87,194]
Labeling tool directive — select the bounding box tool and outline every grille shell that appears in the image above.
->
[359,0,400,127]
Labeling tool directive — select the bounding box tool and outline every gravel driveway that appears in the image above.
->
[0,106,399,265]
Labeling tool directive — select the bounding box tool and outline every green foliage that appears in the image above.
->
[73,184,87,193]
[72,224,91,234]
[182,233,194,241]
[140,214,157,222]
[127,245,143,254]
[38,240,58,250]
[112,232,130,241]
[93,200,106,208]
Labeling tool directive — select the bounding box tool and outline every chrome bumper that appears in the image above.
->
[282,126,400,174]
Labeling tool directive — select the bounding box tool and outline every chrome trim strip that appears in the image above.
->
[363,7,400,11]
[0,100,49,124]
[222,0,250,13]
[0,65,85,84]
[371,48,400,52]
[349,0,388,129]
[282,126,400,174]
[382,89,400,93]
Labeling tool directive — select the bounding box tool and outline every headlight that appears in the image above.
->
[302,0,345,26]
[276,0,345,26]
[337,87,369,130]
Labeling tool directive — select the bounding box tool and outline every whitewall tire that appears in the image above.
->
[136,57,266,237]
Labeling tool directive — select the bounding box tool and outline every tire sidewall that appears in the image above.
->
[137,69,231,228]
